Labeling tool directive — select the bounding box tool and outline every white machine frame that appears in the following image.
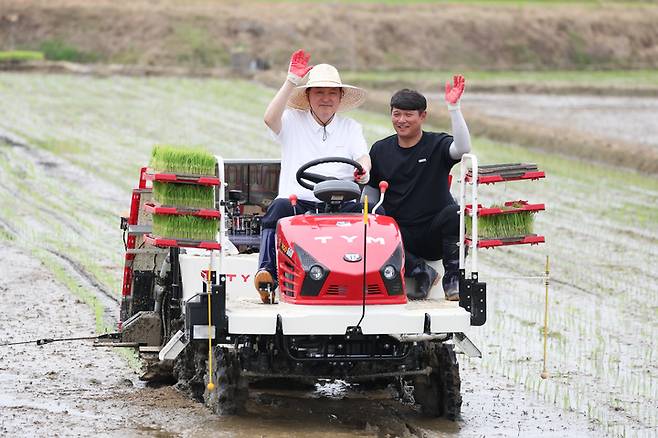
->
[160,155,482,360]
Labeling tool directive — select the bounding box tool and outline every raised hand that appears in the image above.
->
[354,168,370,185]
[445,74,465,107]
[287,49,313,85]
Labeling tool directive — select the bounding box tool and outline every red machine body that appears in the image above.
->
[276,213,406,305]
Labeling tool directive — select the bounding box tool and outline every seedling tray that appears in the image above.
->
[465,234,545,249]
[144,234,221,250]
[465,200,545,217]
[466,163,545,184]
[144,171,220,186]
[144,202,220,218]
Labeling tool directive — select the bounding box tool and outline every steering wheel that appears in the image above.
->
[295,157,364,191]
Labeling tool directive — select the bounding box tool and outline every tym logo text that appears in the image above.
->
[314,236,385,245]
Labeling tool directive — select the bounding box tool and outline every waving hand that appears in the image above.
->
[287,49,313,85]
[445,74,465,109]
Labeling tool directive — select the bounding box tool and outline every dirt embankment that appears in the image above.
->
[1,0,658,71]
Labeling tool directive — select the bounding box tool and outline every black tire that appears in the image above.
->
[173,344,207,402]
[413,343,462,420]
[204,346,248,415]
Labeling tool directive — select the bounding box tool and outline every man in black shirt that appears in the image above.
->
[368,76,471,300]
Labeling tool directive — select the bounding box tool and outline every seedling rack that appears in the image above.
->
[464,200,545,248]
[460,160,546,252]
[119,152,228,326]
[465,163,545,185]
[457,156,547,325]
[144,168,222,250]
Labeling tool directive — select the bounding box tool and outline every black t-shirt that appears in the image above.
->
[368,131,458,226]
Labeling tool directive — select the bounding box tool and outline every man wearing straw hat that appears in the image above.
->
[367,77,472,301]
[254,49,371,303]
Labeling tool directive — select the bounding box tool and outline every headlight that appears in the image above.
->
[382,264,397,280]
[309,265,325,281]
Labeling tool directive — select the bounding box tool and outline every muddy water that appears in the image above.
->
[0,245,595,437]
[463,92,658,149]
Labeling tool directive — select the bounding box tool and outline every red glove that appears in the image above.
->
[354,169,370,185]
[445,74,465,109]
[287,49,313,85]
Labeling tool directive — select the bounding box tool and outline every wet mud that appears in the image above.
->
[463,92,658,150]
[0,246,595,437]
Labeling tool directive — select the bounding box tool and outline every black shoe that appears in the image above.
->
[407,263,439,300]
[442,236,461,301]
[442,270,460,301]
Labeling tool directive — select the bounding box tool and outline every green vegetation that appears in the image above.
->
[150,144,216,176]
[152,215,218,241]
[39,39,98,63]
[0,227,15,241]
[172,24,229,67]
[343,69,658,89]
[33,138,89,155]
[0,51,44,62]
[153,182,215,209]
[467,206,536,239]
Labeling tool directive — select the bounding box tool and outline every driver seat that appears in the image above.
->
[314,180,361,211]
[360,185,382,212]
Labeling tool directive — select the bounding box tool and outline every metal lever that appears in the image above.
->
[372,181,388,214]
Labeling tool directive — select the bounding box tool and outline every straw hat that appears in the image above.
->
[287,64,367,112]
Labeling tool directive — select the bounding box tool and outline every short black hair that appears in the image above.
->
[390,89,427,112]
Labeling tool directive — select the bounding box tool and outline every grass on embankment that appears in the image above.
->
[342,69,658,94]
[0,51,44,62]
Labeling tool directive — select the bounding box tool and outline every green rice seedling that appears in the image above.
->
[152,214,218,241]
[152,181,214,209]
[150,144,216,176]
[0,51,45,62]
[39,39,98,63]
[467,204,535,238]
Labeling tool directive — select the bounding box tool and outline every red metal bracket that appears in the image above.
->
[144,202,220,218]
[144,172,220,186]
[466,234,545,249]
[144,234,221,250]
